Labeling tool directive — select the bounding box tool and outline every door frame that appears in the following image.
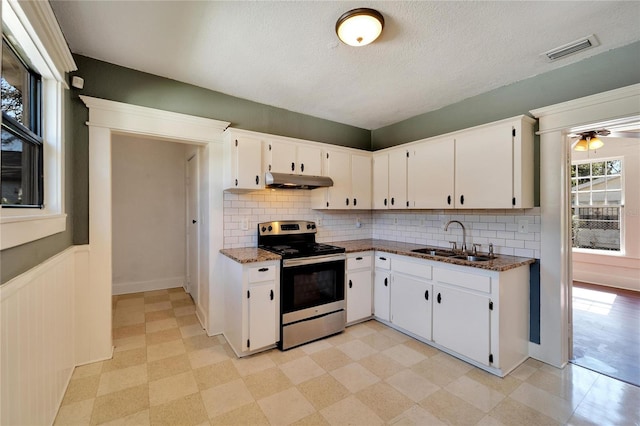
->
[186,150,200,303]
[80,95,229,361]
[530,83,640,368]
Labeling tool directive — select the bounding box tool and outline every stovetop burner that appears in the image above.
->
[257,220,345,259]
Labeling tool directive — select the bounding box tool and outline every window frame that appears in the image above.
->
[0,0,76,250]
[570,156,625,255]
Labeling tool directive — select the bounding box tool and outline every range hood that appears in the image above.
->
[265,172,333,189]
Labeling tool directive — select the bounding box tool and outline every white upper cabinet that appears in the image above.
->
[266,139,322,176]
[454,116,535,209]
[408,137,455,208]
[312,149,371,210]
[223,130,264,191]
[373,148,407,210]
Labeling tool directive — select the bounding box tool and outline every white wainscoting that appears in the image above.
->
[0,245,93,425]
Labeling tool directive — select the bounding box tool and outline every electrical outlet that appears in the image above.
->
[393,217,398,225]
[356,217,362,228]
[241,218,249,231]
[316,217,322,227]
[518,219,528,234]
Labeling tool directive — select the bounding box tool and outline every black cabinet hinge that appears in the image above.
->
[512,197,516,206]
[235,139,238,147]
[512,128,516,137]
[406,151,409,158]
[247,339,250,348]
[489,300,493,310]
[489,353,493,364]
[247,290,250,299]
[269,144,272,151]
[326,152,329,159]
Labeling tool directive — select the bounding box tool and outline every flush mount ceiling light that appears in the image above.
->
[336,8,384,47]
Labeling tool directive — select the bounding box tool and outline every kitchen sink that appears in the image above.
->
[453,255,492,262]
[411,248,457,257]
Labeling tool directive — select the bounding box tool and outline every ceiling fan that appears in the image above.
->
[570,129,610,151]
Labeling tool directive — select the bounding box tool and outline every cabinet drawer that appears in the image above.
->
[248,265,276,283]
[374,254,391,270]
[434,268,491,293]
[393,258,432,279]
[347,254,372,270]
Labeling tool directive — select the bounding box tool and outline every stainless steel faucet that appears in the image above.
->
[444,220,467,253]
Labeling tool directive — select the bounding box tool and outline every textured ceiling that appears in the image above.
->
[50,1,640,130]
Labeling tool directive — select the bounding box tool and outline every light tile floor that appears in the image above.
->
[55,288,640,425]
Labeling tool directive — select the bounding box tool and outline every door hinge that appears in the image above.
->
[406,151,409,158]
[247,290,250,299]
[247,339,250,348]
[512,128,516,137]
[512,197,516,206]
[235,139,238,147]
[269,144,272,151]
[489,300,493,310]
[489,353,493,364]
[327,152,329,159]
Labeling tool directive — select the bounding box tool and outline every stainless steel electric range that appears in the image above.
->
[258,220,346,350]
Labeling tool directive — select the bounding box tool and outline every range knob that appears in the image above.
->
[268,225,273,231]
[261,226,266,232]
[311,224,316,229]
[306,224,311,229]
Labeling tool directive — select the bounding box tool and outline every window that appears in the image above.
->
[0,0,76,249]
[571,158,623,251]
[2,37,43,207]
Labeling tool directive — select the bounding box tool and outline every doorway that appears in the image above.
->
[186,151,200,305]
[567,120,640,386]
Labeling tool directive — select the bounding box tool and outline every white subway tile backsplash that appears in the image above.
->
[222,191,541,258]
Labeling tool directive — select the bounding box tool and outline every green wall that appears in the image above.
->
[0,86,75,283]
[372,41,640,148]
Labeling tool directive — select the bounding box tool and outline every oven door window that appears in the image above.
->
[282,260,345,314]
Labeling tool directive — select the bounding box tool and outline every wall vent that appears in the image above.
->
[542,34,599,62]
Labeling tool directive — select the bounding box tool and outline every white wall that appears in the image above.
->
[572,137,640,291]
[112,135,187,294]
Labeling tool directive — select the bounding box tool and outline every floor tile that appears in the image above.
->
[386,369,440,402]
[291,411,330,426]
[401,338,441,357]
[445,375,506,412]
[145,328,182,346]
[232,352,278,377]
[489,396,560,426]
[53,398,94,425]
[180,323,205,338]
[210,401,270,426]
[509,382,576,423]
[148,392,208,426]
[145,309,175,323]
[310,347,353,371]
[61,375,100,404]
[359,352,406,379]
[188,344,230,369]
[147,353,191,382]
[358,331,398,351]
[382,344,427,367]
[183,334,219,352]
[144,301,172,313]
[257,387,315,425]
[146,339,186,362]
[572,374,640,425]
[330,362,380,393]
[320,395,384,426]
[112,324,146,340]
[148,371,198,406]
[145,317,178,334]
[99,409,150,426]
[346,322,377,338]
[510,361,538,381]
[244,366,293,400]
[97,364,148,396]
[297,373,351,410]
[90,384,150,425]
[193,359,240,390]
[200,378,255,418]
[102,347,147,373]
[336,339,378,361]
[420,388,486,425]
[113,334,146,353]
[71,362,104,380]
[279,356,325,385]
[144,295,171,305]
[301,339,333,354]
[356,381,414,421]
[176,313,200,327]
[173,305,196,316]
[388,405,446,426]
[465,367,522,395]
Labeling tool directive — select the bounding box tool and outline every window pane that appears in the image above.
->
[591,162,605,176]
[606,176,621,190]
[577,192,590,205]
[1,41,30,128]
[577,163,590,177]
[607,160,621,175]
[606,189,622,205]
[572,206,621,251]
[1,127,40,205]
[578,178,590,188]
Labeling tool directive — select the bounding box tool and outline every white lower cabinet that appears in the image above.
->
[373,252,529,376]
[432,284,490,366]
[346,252,373,324]
[222,258,280,357]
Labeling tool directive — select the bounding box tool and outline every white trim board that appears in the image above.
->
[81,97,229,360]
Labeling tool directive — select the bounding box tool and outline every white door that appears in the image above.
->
[388,148,408,209]
[248,282,277,351]
[408,137,455,208]
[372,153,389,209]
[390,274,432,340]
[346,270,373,323]
[373,270,390,321]
[351,154,372,209]
[186,153,199,304]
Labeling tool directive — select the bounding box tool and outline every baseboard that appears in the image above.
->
[112,276,185,295]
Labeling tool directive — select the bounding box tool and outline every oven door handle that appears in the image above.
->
[283,253,346,267]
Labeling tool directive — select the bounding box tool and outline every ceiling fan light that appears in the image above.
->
[588,136,604,150]
[574,138,589,151]
[336,8,384,47]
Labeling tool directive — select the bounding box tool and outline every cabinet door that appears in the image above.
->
[247,282,277,351]
[373,270,390,321]
[346,270,372,323]
[388,148,408,209]
[297,145,322,176]
[372,153,389,209]
[325,150,352,209]
[408,138,454,208]
[390,275,432,340]
[433,285,490,366]
[268,140,297,174]
[351,154,372,209]
[233,136,263,189]
[455,123,513,208]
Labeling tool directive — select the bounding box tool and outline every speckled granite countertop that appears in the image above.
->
[332,239,535,272]
[220,247,281,264]
[220,239,535,271]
